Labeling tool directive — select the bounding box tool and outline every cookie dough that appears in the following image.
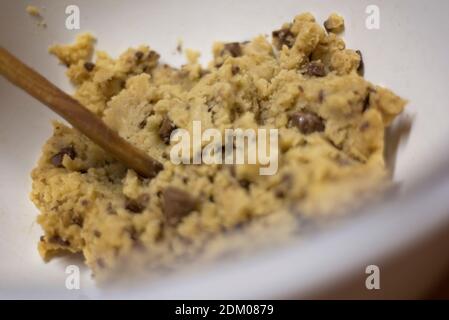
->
[31,13,406,278]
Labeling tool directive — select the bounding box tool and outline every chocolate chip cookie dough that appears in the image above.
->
[31,13,406,278]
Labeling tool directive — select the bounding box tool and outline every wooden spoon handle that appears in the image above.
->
[0,47,162,178]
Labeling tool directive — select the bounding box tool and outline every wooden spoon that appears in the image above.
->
[0,47,163,178]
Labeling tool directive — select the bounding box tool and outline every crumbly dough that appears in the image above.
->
[31,13,406,278]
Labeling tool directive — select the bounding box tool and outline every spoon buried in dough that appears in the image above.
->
[0,47,163,178]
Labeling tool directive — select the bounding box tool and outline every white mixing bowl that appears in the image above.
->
[1,0,449,299]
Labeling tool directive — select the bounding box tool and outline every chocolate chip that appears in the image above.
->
[239,179,251,190]
[49,235,70,246]
[161,151,169,160]
[356,50,364,76]
[303,61,326,77]
[336,155,352,166]
[138,119,147,129]
[275,174,293,198]
[127,227,139,241]
[290,111,325,134]
[200,69,211,77]
[94,230,101,238]
[360,121,370,132]
[50,146,77,167]
[162,187,197,226]
[159,116,176,144]
[363,92,371,112]
[106,203,117,215]
[125,200,144,214]
[272,28,295,49]
[39,235,45,242]
[231,65,240,75]
[323,20,334,33]
[83,62,95,72]
[126,227,145,250]
[125,194,149,214]
[135,51,144,61]
[223,42,242,58]
[148,50,160,60]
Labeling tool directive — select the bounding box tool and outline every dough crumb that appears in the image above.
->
[324,13,345,34]
[26,5,41,17]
